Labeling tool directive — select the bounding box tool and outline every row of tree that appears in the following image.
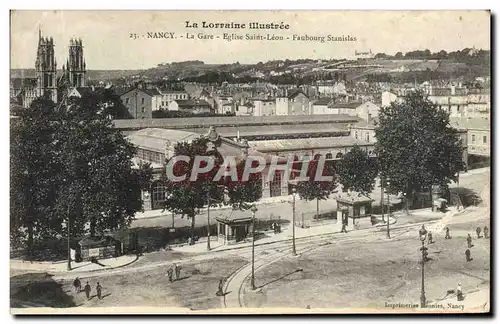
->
[10,94,153,257]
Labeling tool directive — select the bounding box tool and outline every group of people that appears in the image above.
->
[72,277,103,301]
[271,222,281,234]
[465,225,489,262]
[167,263,182,282]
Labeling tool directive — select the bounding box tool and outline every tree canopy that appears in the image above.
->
[10,92,152,258]
[374,90,466,199]
[338,145,378,196]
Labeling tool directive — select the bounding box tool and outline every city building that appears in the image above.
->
[168,99,212,114]
[275,88,311,116]
[120,87,158,119]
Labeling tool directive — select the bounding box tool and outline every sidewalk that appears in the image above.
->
[10,254,138,274]
[171,215,397,254]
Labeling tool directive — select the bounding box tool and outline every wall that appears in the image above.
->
[275,97,289,115]
[288,93,311,115]
[121,90,153,119]
[468,128,490,156]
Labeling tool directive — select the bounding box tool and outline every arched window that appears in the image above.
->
[336,152,343,159]
[326,153,333,160]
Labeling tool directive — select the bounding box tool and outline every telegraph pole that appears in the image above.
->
[250,206,258,290]
[292,188,297,256]
[207,192,211,251]
[386,179,391,239]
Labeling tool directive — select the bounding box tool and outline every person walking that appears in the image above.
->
[174,264,181,281]
[467,234,473,248]
[340,222,347,233]
[167,267,174,283]
[428,231,433,244]
[445,227,451,239]
[84,281,91,300]
[476,226,482,239]
[457,283,463,301]
[73,277,81,294]
[96,282,102,300]
[465,249,472,262]
[216,279,224,296]
[484,226,489,239]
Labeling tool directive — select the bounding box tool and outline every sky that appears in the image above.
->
[10,10,491,70]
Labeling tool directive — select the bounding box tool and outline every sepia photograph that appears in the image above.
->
[9,10,491,315]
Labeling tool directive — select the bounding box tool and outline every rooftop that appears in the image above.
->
[449,117,490,130]
[248,136,372,152]
[127,128,200,152]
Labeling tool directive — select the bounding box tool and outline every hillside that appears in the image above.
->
[10,69,144,80]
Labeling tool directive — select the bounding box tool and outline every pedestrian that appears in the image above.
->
[167,267,174,282]
[457,283,463,301]
[428,231,433,244]
[484,226,489,239]
[476,226,482,239]
[174,264,181,280]
[467,234,473,248]
[96,282,102,300]
[341,222,347,233]
[73,277,81,294]
[216,279,224,296]
[445,227,451,239]
[465,249,472,262]
[84,281,91,300]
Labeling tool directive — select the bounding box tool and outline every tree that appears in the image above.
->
[395,52,403,59]
[338,145,378,196]
[163,137,224,244]
[223,159,263,211]
[295,155,337,219]
[374,91,466,209]
[10,98,61,257]
[54,92,153,238]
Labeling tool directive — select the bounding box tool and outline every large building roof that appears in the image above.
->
[127,128,200,152]
[449,117,490,130]
[113,114,361,130]
[249,136,372,152]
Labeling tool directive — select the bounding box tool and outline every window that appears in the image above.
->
[483,136,487,144]
[472,134,476,144]
[355,131,358,139]
[141,107,145,113]
[457,105,461,113]
[326,153,333,160]
[366,134,370,142]
[125,98,130,104]
[141,98,145,105]
[336,152,343,159]
[151,181,166,210]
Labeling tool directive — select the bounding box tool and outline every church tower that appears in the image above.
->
[66,38,86,88]
[35,29,58,103]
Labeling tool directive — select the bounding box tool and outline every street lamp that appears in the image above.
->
[250,205,258,290]
[292,187,297,256]
[419,226,428,308]
[386,179,391,239]
[207,191,211,251]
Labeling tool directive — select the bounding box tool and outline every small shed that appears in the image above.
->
[336,192,374,228]
[78,235,122,262]
[216,215,253,245]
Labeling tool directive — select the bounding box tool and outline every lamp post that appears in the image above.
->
[250,205,258,290]
[386,179,391,239]
[419,226,428,308]
[67,203,71,271]
[292,187,297,256]
[207,191,211,251]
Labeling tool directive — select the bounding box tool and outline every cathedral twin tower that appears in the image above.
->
[35,29,87,103]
